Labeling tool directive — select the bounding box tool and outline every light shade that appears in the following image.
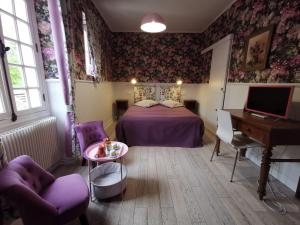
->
[131,78,137,85]
[140,13,166,33]
[176,80,183,85]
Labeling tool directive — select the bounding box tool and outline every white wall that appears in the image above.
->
[46,80,115,157]
[75,80,115,135]
[46,79,67,156]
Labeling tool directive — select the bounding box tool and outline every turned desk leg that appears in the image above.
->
[258,146,273,200]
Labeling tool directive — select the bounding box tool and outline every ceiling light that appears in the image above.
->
[141,13,166,33]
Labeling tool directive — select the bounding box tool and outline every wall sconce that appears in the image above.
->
[131,78,137,85]
[176,80,183,85]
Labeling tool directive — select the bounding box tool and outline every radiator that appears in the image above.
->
[0,117,61,169]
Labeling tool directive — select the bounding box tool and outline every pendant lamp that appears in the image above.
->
[140,13,166,33]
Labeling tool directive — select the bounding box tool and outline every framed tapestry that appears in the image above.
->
[244,25,274,72]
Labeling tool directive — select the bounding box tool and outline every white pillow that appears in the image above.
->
[160,100,183,108]
[135,99,159,108]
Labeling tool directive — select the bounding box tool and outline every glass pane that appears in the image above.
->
[9,65,25,88]
[14,0,28,22]
[0,12,17,39]
[5,39,22,64]
[28,89,41,108]
[0,91,5,114]
[25,67,38,87]
[17,20,32,44]
[20,44,35,66]
[0,0,13,14]
[14,89,29,111]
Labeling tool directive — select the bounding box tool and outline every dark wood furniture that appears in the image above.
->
[214,109,300,200]
[116,100,128,120]
[183,100,198,114]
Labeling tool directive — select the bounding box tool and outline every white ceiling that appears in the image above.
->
[92,0,235,33]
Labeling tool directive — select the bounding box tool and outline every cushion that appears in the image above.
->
[135,99,159,108]
[160,100,183,108]
[0,155,55,194]
[133,86,156,103]
[75,121,108,154]
[41,174,89,223]
[158,86,181,102]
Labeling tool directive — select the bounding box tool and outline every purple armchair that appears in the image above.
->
[0,155,89,225]
[75,121,108,166]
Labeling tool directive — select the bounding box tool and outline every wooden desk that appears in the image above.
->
[215,109,300,200]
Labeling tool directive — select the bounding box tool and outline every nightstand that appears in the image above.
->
[184,100,198,114]
[116,100,128,120]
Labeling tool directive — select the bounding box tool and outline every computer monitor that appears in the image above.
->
[245,86,294,119]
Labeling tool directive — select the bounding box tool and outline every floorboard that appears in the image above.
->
[4,136,300,225]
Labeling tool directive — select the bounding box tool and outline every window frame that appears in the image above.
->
[0,63,11,120]
[0,0,49,123]
[82,11,97,78]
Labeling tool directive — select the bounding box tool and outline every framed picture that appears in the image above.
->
[244,25,274,71]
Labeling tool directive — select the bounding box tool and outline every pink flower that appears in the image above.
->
[290,55,300,65]
[271,36,283,51]
[38,21,51,35]
[287,24,300,39]
[250,2,264,24]
[281,7,299,21]
[276,21,286,34]
[42,48,55,60]
[270,63,288,76]
[238,71,245,79]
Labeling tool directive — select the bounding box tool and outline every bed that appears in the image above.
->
[116,104,204,147]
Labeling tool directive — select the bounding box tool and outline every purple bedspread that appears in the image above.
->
[116,105,204,147]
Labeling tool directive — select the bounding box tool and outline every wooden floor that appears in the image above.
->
[54,136,300,225]
[5,136,299,225]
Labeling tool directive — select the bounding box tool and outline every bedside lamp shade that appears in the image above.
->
[131,78,137,85]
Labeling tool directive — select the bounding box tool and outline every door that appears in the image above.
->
[204,34,233,133]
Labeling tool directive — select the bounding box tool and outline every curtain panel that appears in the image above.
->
[59,0,112,82]
[48,0,76,158]
[84,0,113,81]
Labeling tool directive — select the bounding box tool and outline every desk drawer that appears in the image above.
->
[239,123,267,144]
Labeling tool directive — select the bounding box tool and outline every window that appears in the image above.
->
[82,11,96,77]
[0,66,8,115]
[0,0,46,121]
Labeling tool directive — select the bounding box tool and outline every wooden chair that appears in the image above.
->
[210,109,263,182]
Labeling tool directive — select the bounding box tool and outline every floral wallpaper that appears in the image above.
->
[34,0,112,81]
[112,33,211,83]
[112,0,299,84]
[35,0,299,84]
[202,0,300,83]
[34,0,59,79]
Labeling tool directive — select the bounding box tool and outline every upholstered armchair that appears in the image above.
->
[0,155,90,225]
[75,121,108,166]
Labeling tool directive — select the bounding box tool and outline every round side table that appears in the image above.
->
[85,141,128,201]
